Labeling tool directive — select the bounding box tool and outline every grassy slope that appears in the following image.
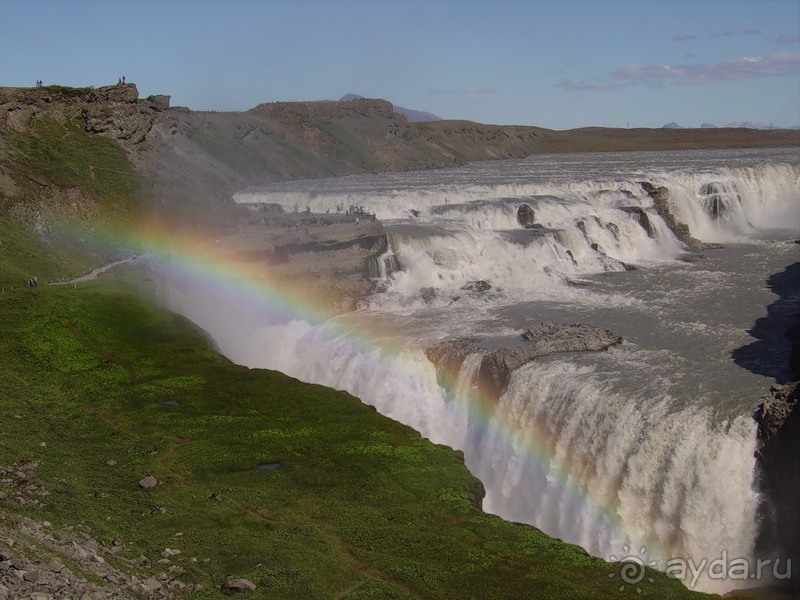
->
[0,117,141,285]
[0,281,713,599]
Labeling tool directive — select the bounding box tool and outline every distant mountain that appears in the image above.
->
[724,121,800,130]
[340,94,441,123]
[726,121,768,129]
[660,121,799,130]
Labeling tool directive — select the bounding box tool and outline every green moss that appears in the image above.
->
[0,283,715,599]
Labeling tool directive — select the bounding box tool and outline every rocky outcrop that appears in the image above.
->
[754,381,800,569]
[639,181,722,250]
[426,324,623,401]
[0,84,168,144]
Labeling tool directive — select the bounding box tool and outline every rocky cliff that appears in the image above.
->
[752,259,800,581]
[0,84,169,143]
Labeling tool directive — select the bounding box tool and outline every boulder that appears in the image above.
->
[138,475,157,489]
[461,280,492,292]
[223,577,257,592]
[516,203,535,227]
[420,287,437,304]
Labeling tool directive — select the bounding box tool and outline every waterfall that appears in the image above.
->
[159,149,799,594]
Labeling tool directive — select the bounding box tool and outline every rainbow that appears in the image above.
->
[84,218,661,562]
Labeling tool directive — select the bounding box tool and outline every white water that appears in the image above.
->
[163,148,799,593]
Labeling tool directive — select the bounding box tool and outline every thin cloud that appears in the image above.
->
[778,34,800,44]
[742,28,761,36]
[557,52,800,92]
[611,51,800,85]
[671,34,699,42]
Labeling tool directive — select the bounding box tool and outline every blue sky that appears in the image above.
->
[1,0,799,129]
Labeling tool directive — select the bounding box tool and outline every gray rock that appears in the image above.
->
[461,280,492,293]
[420,287,437,304]
[137,475,157,489]
[140,576,162,594]
[223,577,257,592]
[47,558,65,573]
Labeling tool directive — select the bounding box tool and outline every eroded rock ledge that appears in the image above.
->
[426,323,623,401]
[639,181,722,251]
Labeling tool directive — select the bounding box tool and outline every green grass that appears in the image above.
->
[0,117,142,285]
[2,117,139,208]
[0,282,716,599]
[311,118,378,171]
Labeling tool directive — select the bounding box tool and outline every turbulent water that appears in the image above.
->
[169,148,799,593]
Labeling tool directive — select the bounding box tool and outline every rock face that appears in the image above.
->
[426,324,623,401]
[754,381,800,567]
[0,83,168,144]
[752,267,800,575]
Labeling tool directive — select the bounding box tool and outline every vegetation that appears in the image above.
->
[0,281,714,599]
[41,85,94,97]
[0,117,140,285]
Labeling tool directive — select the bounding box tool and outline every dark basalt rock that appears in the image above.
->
[517,203,535,227]
[461,280,492,292]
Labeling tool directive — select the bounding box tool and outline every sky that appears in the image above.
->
[1,0,799,129]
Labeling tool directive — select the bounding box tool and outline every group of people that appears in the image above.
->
[26,276,39,288]
[35,80,43,87]
[342,204,368,216]
[117,76,127,86]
